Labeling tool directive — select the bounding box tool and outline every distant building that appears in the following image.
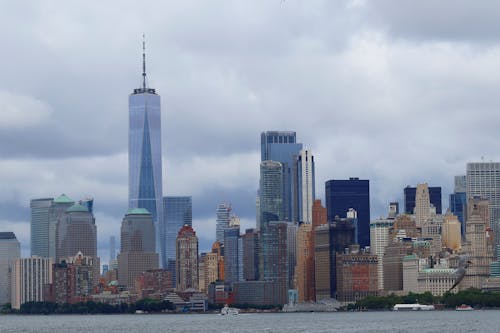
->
[118,209,158,292]
[11,257,53,309]
[404,185,442,215]
[336,246,378,303]
[242,229,259,281]
[232,280,276,306]
[0,232,20,305]
[414,183,431,228]
[295,149,315,223]
[215,203,231,244]
[442,213,461,251]
[450,175,467,236]
[163,196,192,285]
[295,223,314,302]
[135,269,172,300]
[30,197,54,258]
[325,178,370,247]
[267,222,289,305]
[176,224,199,291]
[223,226,241,283]
[370,218,393,290]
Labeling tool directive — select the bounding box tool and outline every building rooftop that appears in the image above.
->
[126,208,151,215]
[66,204,89,213]
[54,193,74,204]
[0,232,17,240]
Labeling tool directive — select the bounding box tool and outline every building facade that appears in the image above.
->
[296,149,315,223]
[404,185,442,215]
[0,232,20,305]
[215,203,231,244]
[176,225,199,291]
[11,257,53,309]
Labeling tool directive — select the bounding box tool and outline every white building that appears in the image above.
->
[370,218,393,290]
[11,257,53,309]
[0,233,20,305]
[296,149,315,224]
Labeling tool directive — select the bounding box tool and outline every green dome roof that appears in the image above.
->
[66,204,89,213]
[54,194,74,204]
[126,208,151,215]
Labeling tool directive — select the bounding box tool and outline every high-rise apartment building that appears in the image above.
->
[0,232,20,305]
[404,185,442,214]
[261,131,303,222]
[215,203,231,244]
[325,178,370,247]
[176,225,199,291]
[466,162,500,250]
[118,208,159,291]
[129,40,163,266]
[296,149,315,223]
[163,196,192,274]
[11,257,53,309]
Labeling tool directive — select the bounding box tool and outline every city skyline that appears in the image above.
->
[3,1,500,263]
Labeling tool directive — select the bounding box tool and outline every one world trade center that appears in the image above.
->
[128,38,163,266]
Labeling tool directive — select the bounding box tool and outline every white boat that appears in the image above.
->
[393,303,435,311]
[220,305,239,315]
[455,304,473,311]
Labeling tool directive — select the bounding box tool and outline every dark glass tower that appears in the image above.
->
[325,178,370,247]
[404,186,442,214]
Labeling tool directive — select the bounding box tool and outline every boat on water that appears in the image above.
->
[455,304,473,311]
[393,303,435,311]
[220,305,239,315]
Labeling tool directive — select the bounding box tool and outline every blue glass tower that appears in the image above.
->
[129,38,163,266]
[163,196,192,285]
[325,178,370,248]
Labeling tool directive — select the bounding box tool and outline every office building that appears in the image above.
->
[450,175,467,235]
[163,196,192,275]
[30,198,53,258]
[267,221,289,305]
[242,228,259,281]
[295,223,314,302]
[296,149,315,223]
[325,178,370,247]
[0,232,20,305]
[223,226,241,283]
[11,257,53,309]
[442,213,461,251]
[404,185,442,215]
[467,162,500,250]
[414,183,431,228]
[176,224,199,291]
[370,218,393,290]
[261,131,303,222]
[118,208,159,291]
[129,39,163,266]
[215,203,231,244]
[109,236,116,262]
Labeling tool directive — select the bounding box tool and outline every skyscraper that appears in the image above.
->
[215,203,231,244]
[0,232,20,305]
[176,225,199,291]
[259,160,283,280]
[325,178,370,247]
[118,208,159,291]
[370,218,393,290]
[223,226,241,283]
[466,162,500,250]
[296,149,315,224]
[129,38,163,266]
[414,183,431,228]
[261,131,303,222]
[30,197,53,257]
[404,185,442,214]
[450,175,467,236]
[163,196,192,273]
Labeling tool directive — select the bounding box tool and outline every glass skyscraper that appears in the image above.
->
[129,42,163,266]
[163,196,192,281]
[450,175,467,236]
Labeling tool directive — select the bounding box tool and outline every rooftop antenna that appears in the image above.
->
[142,33,147,90]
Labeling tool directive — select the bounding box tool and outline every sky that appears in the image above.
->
[2,1,500,264]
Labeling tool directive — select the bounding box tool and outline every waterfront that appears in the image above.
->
[0,311,497,333]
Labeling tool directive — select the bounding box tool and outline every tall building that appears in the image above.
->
[259,160,284,280]
[370,218,393,290]
[118,208,159,291]
[30,198,53,257]
[466,162,500,250]
[442,213,461,251]
[242,228,259,281]
[414,183,431,228]
[295,223,314,302]
[163,196,192,275]
[450,175,467,236]
[0,232,20,305]
[260,131,303,222]
[109,236,116,262]
[215,203,231,244]
[325,178,370,247]
[129,39,163,266]
[56,203,99,281]
[296,149,315,223]
[267,221,289,305]
[11,257,53,309]
[176,225,199,291]
[314,224,331,300]
[223,226,241,283]
[404,185,442,215]
[49,194,75,259]
[312,199,327,229]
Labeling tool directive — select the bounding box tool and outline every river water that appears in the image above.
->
[0,311,496,333]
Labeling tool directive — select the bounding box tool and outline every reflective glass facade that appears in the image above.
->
[129,88,163,265]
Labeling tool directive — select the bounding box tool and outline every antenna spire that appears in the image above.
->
[142,34,147,89]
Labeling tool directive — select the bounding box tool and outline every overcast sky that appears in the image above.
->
[2,1,500,263]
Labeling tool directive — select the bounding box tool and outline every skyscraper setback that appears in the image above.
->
[128,38,163,265]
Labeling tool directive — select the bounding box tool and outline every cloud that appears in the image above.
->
[0,91,53,129]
